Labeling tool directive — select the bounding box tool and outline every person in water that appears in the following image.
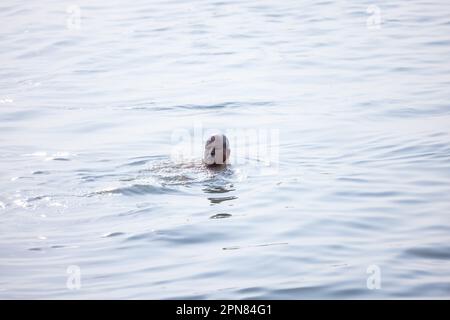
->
[203,134,230,166]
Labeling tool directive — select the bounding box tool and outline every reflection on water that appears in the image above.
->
[207,195,238,205]
[210,213,232,219]
[203,176,237,205]
[1,0,450,299]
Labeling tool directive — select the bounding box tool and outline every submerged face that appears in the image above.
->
[203,134,230,165]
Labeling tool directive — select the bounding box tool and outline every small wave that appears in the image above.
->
[23,151,75,161]
[210,213,232,219]
[223,242,288,250]
[102,232,126,238]
[120,155,166,167]
[32,170,51,175]
[402,246,450,260]
[126,228,227,245]
[203,184,235,194]
[93,184,181,196]
[116,101,274,113]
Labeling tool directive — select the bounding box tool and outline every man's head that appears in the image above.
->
[203,134,230,165]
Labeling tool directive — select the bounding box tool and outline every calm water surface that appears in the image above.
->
[1,0,450,299]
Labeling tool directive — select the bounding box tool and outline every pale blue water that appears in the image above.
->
[1,0,450,299]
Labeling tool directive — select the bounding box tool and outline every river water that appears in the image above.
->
[1,0,450,299]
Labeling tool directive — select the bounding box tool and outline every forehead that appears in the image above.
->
[206,134,229,146]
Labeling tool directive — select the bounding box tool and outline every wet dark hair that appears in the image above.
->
[222,134,227,163]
